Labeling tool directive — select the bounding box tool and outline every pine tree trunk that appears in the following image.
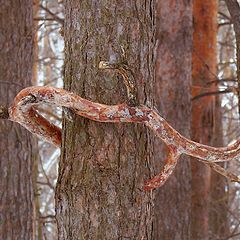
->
[153,1,192,239]
[56,1,195,239]
[209,96,229,239]
[191,1,218,239]
[0,1,35,239]
[56,1,156,239]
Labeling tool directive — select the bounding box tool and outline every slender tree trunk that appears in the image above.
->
[153,1,192,239]
[209,96,228,239]
[56,1,156,239]
[191,1,218,239]
[0,1,35,239]
[32,1,43,239]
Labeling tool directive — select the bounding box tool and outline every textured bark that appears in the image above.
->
[32,1,42,239]
[56,1,156,239]
[225,0,240,116]
[0,1,35,240]
[153,1,192,239]
[191,1,218,239]
[209,96,229,239]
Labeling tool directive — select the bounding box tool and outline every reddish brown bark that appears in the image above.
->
[0,1,35,239]
[191,1,218,239]
[153,1,192,238]
[209,96,229,238]
[225,0,240,115]
[56,1,156,239]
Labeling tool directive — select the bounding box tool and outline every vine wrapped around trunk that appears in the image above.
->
[1,83,239,190]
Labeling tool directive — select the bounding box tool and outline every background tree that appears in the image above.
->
[0,1,36,239]
[153,1,192,239]
[191,1,222,239]
[33,1,63,238]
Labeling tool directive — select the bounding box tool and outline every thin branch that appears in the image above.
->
[201,161,239,182]
[39,214,56,219]
[207,78,237,85]
[218,11,231,21]
[225,0,240,117]
[39,4,64,25]
[218,21,232,27]
[36,56,64,62]
[192,88,235,101]
[34,17,58,22]
[225,0,240,34]
[39,156,55,190]
[193,49,219,82]
[224,231,240,240]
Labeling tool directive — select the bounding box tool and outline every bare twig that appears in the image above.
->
[207,78,237,85]
[34,17,59,22]
[192,88,235,101]
[39,4,64,25]
[39,214,56,219]
[39,156,55,190]
[219,21,232,27]
[225,0,240,117]
[218,11,231,21]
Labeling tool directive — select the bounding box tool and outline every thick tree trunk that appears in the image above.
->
[191,1,218,239]
[0,1,35,239]
[56,1,156,239]
[153,1,192,239]
[56,1,195,239]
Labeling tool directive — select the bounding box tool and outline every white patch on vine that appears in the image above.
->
[135,108,144,117]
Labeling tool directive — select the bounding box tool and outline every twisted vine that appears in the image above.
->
[1,61,240,190]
